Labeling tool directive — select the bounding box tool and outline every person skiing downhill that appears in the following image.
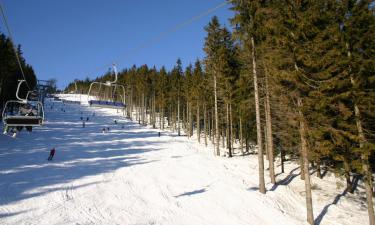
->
[48,148,56,161]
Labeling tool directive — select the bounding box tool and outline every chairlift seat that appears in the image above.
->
[4,116,43,126]
[62,100,81,104]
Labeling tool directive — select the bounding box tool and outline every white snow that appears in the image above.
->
[0,94,372,225]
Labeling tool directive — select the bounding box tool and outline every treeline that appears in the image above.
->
[0,32,37,111]
[66,1,374,224]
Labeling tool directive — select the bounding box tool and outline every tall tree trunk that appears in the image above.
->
[142,94,145,125]
[246,137,249,153]
[197,101,201,143]
[265,70,276,184]
[222,128,225,149]
[159,103,162,129]
[173,107,176,131]
[189,102,193,137]
[298,97,314,225]
[230,102,234,156]
[186,101,189,138]
[204,103,208,147]
[350,74,375,225]
[264,124,269,161]
[208,109,213,142]
[226,102,230,154]
[161,104,165,130]
[281,147,285,173]
[183,103,186,133]
[300,156,305,180]
[130,87,133,120]
[214,73,220,156]
[251,36,266,194]
[212,109,215,147]
[138,96,141,124]
[239,112,244,156]
[178,95,180,136]
[152,91,156,128]
[343,159,354,193]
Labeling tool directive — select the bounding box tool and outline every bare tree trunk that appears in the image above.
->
[186,101,189,138]
[204,103,208,147]
[152,91,156,128]
[246,137,249,153]
[141,93,145,125]
[183,103,186,133]
[264,124,269,161]
[281,148,285,173]
[214,73,220,156]
[132,89,135,120]
[239,112,244,156]
[138,97,141,124]
[161,105,165,130]
[159,103,162,129]
[209,109,212,142]
[197,101,200,143]
[265,70,276,184]
[222,128,225,149]
[230,102,234,156]
[298,97,314,225]
[189,102,193,137]
[178,95,180,136]
[211,110,216,148]
[300,154,305,180]
[251,36,266,194]
[171,108,175,132]
[344,159,354,193]
[226,103,230,154]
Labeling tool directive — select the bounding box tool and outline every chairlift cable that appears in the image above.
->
[0,1,31,90]
[92,1,230,74]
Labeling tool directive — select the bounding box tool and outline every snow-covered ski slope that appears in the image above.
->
[0,95,371,225]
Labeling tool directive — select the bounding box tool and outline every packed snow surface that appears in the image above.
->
[0,95,371,225]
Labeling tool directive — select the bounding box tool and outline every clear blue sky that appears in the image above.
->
[1,0,234,89]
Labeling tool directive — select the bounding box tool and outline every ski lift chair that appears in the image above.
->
[87,64,126,110]
[2,80,45,129]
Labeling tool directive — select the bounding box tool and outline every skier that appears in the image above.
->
[114,120,117,124]
[102,128,106,133]
[48,148,56,161]
[86,117,89,121]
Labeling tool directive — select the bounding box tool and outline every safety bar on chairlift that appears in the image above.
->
[16,80,28,103]
[104,64,118,86]
[87,64,125,104]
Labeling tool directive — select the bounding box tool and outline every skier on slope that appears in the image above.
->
[48,148,56,161]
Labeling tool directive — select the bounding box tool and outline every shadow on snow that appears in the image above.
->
[0,101,163,207]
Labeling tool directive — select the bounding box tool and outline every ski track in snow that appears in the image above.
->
[0,95,371,225]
